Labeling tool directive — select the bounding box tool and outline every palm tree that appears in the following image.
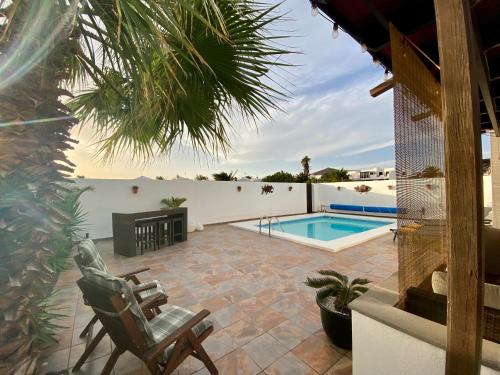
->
[0,1,290,372]
[301,155,311,178]
[212,171,238,181]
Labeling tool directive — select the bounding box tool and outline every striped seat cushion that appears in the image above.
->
[80,266,156,346]
[77,240,110,274]
[148,305,213,362]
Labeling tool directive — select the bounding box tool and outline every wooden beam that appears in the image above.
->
[370,78,394,97]
[374,19,436,52]
[434,1,484,375]
[474,39,500,136]
[361,0,389,30]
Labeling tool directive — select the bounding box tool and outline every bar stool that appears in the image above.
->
[156,217,171,249]
[135,220,158,254]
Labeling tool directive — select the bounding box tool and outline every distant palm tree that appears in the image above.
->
[0,1,291,372]
[212,171,238,181]
[301,156,311,178]
[195,174,209,181]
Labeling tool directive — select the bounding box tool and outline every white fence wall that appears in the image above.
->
[74,178,307,239]
[313,180,397,210]
[314,176,493,211]
[75,176,493,239]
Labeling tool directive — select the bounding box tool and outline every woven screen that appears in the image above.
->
[390,25,448,303]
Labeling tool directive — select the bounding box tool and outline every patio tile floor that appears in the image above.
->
[37,223,397,375]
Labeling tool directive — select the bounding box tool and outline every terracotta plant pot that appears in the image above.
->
[237,186,242,192]
[288,186,293,191]
[132,186,139,194]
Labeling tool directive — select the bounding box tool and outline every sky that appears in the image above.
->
[66,0,490,180]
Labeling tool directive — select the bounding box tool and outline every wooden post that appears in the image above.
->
[434,1,484,374]
[306,182,313,213]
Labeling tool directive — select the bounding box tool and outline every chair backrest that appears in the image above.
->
[405,286,447,325]
[77,267,157,354]
[75,240,110,274]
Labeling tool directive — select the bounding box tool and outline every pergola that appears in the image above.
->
[310,0,500,374]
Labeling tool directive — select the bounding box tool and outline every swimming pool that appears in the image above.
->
[259,216,392,241]
[231,213,396,252]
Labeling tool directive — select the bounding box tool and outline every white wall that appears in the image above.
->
[74,177,306,239]
[352,311,499,375]
[313,180,397,210]
[315,177,493,211]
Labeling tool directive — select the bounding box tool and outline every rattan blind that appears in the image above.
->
[391,25,448,304]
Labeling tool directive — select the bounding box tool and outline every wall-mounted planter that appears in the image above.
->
[132,185,139,194]
[425,184,433,191]
[261,184,274,195]
[354,185,371,193]
[387,185,395,190]
[288,186,293,191]
[237,186,242,192]
[336,186,342,191]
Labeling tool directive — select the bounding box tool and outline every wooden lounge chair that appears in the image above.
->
[75,240,168,338]
[73,240,168,370]
[77,267,217,375]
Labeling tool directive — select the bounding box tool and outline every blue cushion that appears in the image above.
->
[364,206,398,214]
[330,204,398,214]
[364,206,381,213]
[330,204,363,212]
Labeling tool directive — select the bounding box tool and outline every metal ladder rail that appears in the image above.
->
[259,216,284,236]
[271,216,285,232]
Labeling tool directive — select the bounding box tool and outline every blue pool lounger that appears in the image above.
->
[330,204,397,215]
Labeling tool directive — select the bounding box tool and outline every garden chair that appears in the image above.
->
[75,239,168,338]
[77,267,217,375]
[73,240,168,370]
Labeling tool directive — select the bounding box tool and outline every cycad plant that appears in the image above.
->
[0,1,291,372]
[161,196,187,209]
[305,270,370,314]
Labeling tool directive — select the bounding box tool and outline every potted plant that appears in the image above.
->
[132,185,139,194]
[288,186,293,191]
[161,196,187,209]
[261,184,274,195]
[354,184,371,193]
[237,186,242,192]
[305,270,370,349]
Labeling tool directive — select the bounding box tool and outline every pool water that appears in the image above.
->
[258,216,391,241]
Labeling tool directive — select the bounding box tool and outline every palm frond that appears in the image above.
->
[316,287,338,301]
[318,270,348,284]
[70,0,294,160]
[161,196,187,208]
[350,278,370,286]
[305,276,342,289]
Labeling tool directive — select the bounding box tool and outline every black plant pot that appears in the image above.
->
[316,296,352,350]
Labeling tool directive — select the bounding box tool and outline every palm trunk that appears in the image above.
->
[0,2,78,373]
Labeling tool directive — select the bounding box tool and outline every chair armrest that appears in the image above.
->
[144,309,211,362]
[115,267,150,283]
[132,282,158,294]
[139,293,166,312]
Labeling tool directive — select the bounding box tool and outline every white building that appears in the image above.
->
[348,167,395,181]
